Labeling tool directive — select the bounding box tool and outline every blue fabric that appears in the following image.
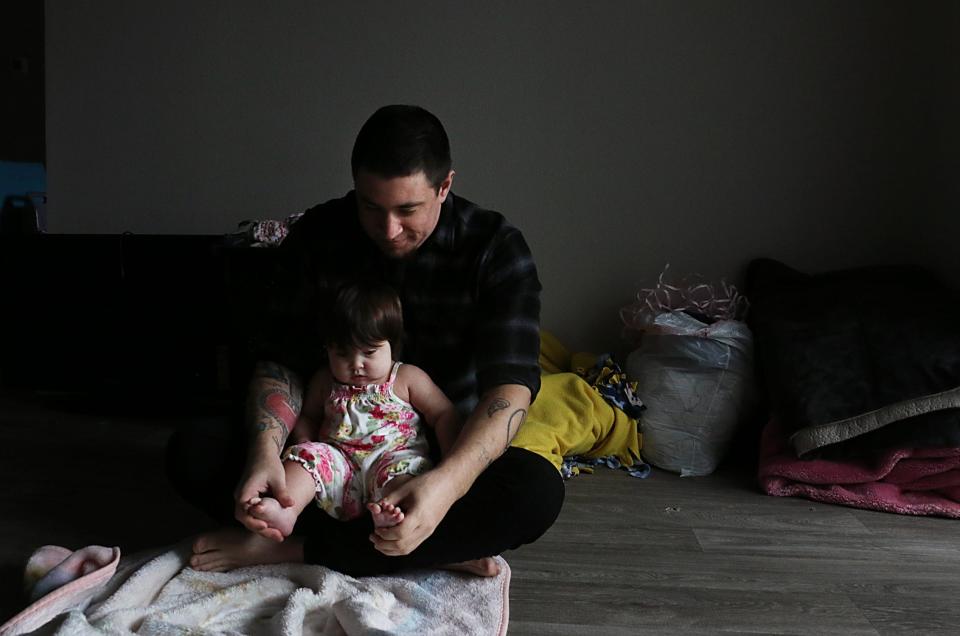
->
[561,453,652,480]
[581,354,645,419]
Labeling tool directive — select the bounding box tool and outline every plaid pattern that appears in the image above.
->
[261,191,542,416]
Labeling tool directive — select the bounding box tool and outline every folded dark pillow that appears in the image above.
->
[746,258,960,457]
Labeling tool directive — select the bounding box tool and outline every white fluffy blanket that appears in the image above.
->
[2,543,510,635]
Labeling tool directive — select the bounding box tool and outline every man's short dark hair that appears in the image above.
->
[351,105,452,191]
[324,280,404,355]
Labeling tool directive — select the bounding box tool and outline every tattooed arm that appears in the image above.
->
[246,361,304,451]
[372,383,530,556]
[452,384,530,474]
[233,361,304,529]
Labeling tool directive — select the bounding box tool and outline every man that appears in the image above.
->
[171,105,564,576]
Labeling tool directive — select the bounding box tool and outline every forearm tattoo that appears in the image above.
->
[481,395,528,459]
[248,363,303,454]
[255,389,299,453]
[487,397,509,418]
[506,408,527,450]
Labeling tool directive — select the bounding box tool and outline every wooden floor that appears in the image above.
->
[2,391,960,634]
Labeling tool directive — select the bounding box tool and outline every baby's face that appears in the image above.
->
[327,340,393,386]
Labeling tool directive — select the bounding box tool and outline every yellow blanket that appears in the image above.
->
[512,332,641,472]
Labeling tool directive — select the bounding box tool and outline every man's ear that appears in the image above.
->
[438,170,455,202]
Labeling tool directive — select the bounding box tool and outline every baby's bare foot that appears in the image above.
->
[190,529,303,572]
[442,557,501,577]
[248,496,298,541]
[367,500,405,528]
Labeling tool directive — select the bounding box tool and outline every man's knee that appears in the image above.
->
[165,426,199,494]
[495,447,565,543]
[164,416,243,522]
[166,419,231,480]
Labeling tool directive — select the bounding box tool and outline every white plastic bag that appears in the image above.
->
[625,311,754,476]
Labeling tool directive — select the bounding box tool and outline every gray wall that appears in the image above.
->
[46,1,958,351]
[916,2,960,289]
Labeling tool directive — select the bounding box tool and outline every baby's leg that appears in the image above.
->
[249,441,361,539]
[365,447,432,528]
[367,474,411,528]
[246,460,316,541]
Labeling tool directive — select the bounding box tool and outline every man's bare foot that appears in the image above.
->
[442,557,501,577]
[190,528,304,572]
[246,496,298,541]
[368,500,405,528]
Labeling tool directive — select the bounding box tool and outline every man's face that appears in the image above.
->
[355,170,453,259]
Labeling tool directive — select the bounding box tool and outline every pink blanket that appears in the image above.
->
[758,418,960,518]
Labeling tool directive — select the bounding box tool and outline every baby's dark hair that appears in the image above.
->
[324,280,403,354]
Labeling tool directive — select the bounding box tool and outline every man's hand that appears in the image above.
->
[373,383,531,556]
[233,453,294,536]
[370,469,460,555]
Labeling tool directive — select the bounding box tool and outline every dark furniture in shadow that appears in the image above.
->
[0,233,280,408]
